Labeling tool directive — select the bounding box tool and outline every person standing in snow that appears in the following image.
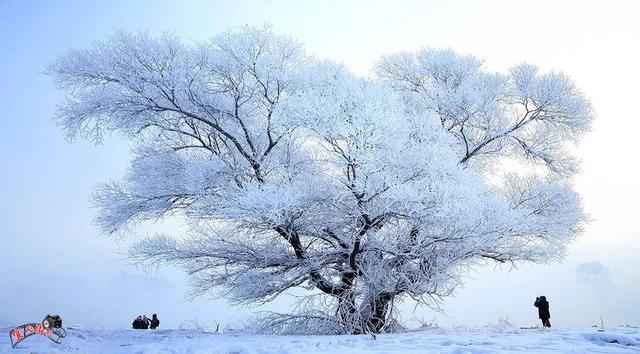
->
[150,314,160,329]
[534,296,551,327]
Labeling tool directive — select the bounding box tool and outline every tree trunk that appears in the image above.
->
[337,292,361,334]
[363,293,393,334]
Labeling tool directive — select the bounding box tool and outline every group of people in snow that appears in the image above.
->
[132,314,160,330]
[128,298,550,330]
[534,296,551,328]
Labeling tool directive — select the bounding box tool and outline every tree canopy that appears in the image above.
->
[48,26,591,334]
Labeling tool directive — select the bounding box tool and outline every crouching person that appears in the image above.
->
[132,315,144,329]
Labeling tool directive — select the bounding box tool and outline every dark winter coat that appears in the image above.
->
[140,318,150,329]
[534,297,551,320]
[132,319,142,329]
[150,315,160,330]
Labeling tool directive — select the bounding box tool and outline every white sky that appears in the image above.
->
[1,0,639,330]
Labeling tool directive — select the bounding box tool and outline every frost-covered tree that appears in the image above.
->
[376,49,591,175]
[48,27,591,334]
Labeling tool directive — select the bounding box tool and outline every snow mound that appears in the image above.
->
[582,331,639,346]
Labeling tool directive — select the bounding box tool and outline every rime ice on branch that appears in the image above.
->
[48,26,591,334]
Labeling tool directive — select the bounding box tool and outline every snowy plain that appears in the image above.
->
[3,326,640,353]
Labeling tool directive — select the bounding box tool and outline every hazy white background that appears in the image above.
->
[1,0,638,330]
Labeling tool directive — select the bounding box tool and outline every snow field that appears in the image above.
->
[3,326,640,353]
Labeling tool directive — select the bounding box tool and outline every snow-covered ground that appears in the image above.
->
[3,326,640,353]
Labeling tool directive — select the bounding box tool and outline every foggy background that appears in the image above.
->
[1,0,638,330]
